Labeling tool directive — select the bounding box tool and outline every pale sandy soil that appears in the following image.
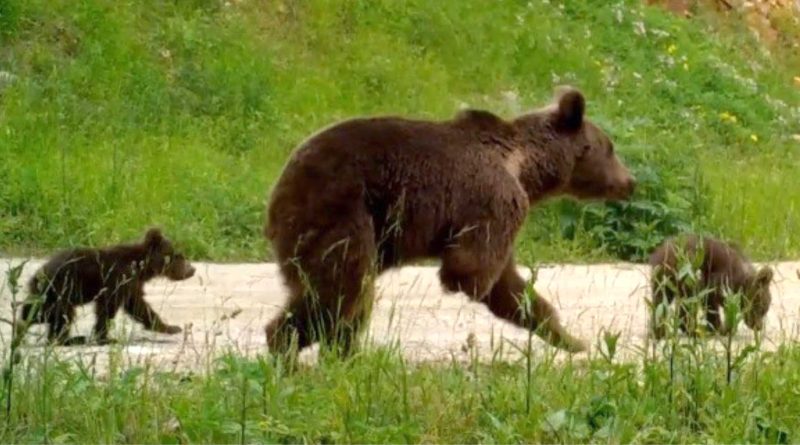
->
[1,258,799,373]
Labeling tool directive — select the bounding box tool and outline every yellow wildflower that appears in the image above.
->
[667,44,677,54]
[719,112,738,124]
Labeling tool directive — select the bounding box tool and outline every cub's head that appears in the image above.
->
[515,87,636,201]
[743,266,773,331]
[143,228,196,281]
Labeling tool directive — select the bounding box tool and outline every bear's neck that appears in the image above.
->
[503,137,571,204]
[105,244,159,281]
[517,150,570,204]
[505,117,573,204]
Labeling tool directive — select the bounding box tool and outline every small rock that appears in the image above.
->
[162,416,182,435]
[0,71,17,91]
[220,308,243,321]
[461,332,477,353]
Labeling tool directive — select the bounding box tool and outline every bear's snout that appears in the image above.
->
[747,318,764,331]
[166,262,196,281]
[184,264,196,279]
[608,174,635,200]
[622,176,636,198]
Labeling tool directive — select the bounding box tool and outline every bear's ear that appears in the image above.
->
[755,266,774,288]
[145,228,164,248]
[552,86,585,132]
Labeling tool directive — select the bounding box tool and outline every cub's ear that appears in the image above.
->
[551,85,585,132]
[755,266,774,288]
[145,228,164,247]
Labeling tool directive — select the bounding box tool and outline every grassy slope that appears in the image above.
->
[1,0,799,262]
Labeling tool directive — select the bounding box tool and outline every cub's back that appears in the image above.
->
[649,235,752,287]
[30,248,111,303]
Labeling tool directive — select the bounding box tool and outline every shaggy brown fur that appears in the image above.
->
[649,234,774,338]
[12,228,195,347]
[264,86,635,356]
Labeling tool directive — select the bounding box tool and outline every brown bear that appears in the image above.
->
[12,228,195,348]
[264,86,636,356]
[649,234,773,339]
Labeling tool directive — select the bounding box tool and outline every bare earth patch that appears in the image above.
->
[1,258,799,372]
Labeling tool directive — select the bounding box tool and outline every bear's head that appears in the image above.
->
[143,228,196,281]
[514,86,636,201]
[742,266,773,331]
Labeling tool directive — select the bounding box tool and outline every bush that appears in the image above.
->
[559,154,707,262]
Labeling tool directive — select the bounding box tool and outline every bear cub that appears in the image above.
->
[13,228,195,347]
[649,234,773,339]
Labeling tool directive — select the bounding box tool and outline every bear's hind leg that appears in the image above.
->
[649,270,675,340]
[265,293,317,356]
[328,279,376,358]
[266,267,374,359]
[46,306,75,345]
[267,208,377,359]
[92,298,124,344]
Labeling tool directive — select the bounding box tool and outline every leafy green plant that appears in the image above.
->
[558,154,706,262]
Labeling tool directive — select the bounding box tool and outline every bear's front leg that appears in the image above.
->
[482,258,587,353]
[438,243,507,301]
[94,297,124,344]
[123,292,182,335]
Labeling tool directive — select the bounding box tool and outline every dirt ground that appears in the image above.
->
[1,258,799,372]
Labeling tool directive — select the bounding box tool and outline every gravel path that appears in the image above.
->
[2,258,799,372]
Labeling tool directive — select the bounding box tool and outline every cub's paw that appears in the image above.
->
[95,337,119,346]
[161,325,182,335]
[63,335,90,346]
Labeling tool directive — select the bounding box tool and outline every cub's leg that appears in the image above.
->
[46,305,76,345]
[93,296,125,344]
[123,290,182,335]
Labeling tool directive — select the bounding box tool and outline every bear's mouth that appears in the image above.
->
[167,266,196,281]
[609,186,634,200]
[607,179,635,200]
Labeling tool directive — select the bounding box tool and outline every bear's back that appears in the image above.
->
[266,113,526,258]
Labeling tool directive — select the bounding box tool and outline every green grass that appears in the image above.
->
[1,0,800,262]
[3,3,800,441]
[2,341,799,443]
